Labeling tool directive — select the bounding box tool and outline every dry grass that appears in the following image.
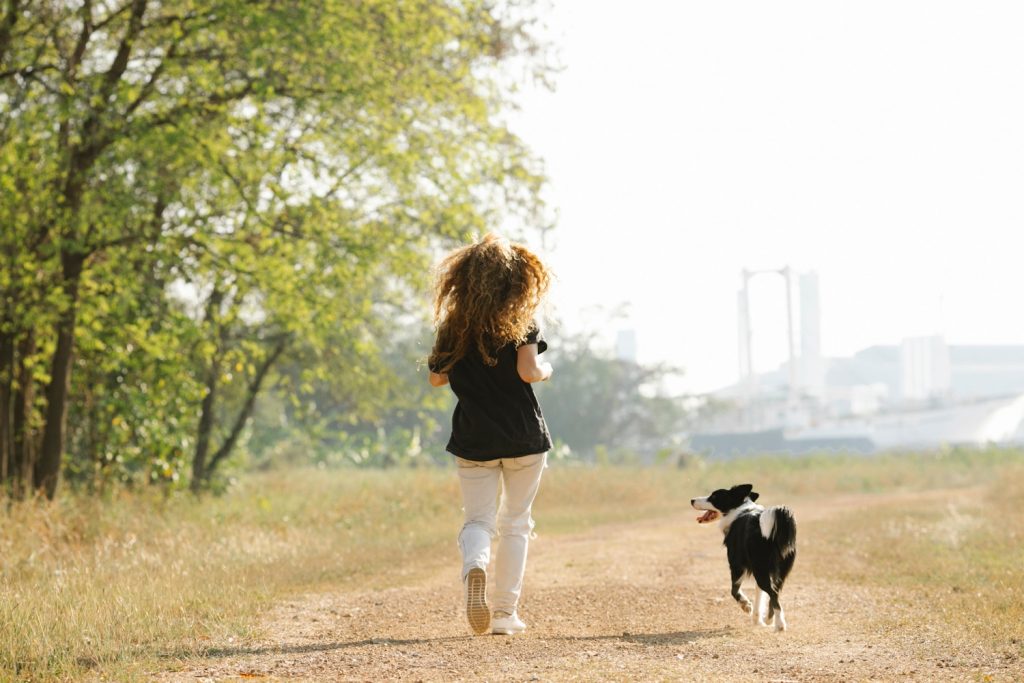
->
[735,449,1024,662]
[0,465,687,681]
[2,448,1022,681]
[808,473,1024,655]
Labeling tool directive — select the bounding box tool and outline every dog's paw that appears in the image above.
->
[774,618,787,632]
[739,599,753,615]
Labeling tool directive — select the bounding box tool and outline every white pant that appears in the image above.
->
[456,452,547,614]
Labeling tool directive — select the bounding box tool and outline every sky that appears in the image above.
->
[507,0,1024,394]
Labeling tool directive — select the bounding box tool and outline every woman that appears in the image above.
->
[428,233,554,635]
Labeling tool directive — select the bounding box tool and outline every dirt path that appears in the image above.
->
[159,490,1020,682]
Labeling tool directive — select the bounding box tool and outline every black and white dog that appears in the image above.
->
[691,484,796,632]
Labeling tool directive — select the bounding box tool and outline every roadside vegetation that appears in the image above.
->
[2,447,1021,680]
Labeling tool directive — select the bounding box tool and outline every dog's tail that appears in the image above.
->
[759,505,797,557]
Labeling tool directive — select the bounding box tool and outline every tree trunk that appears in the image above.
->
[203,338,287,481]
[190,354,220,493]
[34,251,85,499]
[11,333,36,500]
[0,329,12,485]
[191,287,225,493]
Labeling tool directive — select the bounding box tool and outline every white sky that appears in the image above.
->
[509,0,1024,394]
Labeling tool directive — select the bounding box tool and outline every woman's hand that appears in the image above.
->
[537,361,553,382]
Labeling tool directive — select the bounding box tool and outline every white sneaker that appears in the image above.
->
[491,610,526,635]
[464,567,490,635]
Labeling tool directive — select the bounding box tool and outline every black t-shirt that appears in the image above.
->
[431,327,552,461]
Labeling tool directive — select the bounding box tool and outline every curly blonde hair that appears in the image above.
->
[429,233,552,373]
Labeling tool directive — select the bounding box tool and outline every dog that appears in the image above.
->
[690,484,796,631]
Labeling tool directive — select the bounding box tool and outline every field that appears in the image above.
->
[2,448,1023,681]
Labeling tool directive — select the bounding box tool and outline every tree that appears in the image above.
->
[536,327,691,462]
[245,311,456,470]
[1,1,551,497]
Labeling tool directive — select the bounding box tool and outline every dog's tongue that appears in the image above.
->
[696,510,717,524]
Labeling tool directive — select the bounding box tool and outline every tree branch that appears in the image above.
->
[61,0,148,207]
[122,40,176,117]
[92,1,135,33]
[67,0,94,81]
[0,62,59,80]
[123,8,226,118]
[0,0,21,68]
[204,336,289,477]
[131,78,255,132]
[96,0,146,104]
[86,190,169,253]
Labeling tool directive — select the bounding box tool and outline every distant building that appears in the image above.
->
[615,329,638,363]
[949,346,1024,398]
[718,343,1024,406]
[702,267,1024,454]
[900,335,951,401]
[798,271,825,397]
[848,383,889,415]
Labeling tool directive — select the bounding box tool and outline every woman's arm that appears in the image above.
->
[516,343,553,383]
[429,371,449,387]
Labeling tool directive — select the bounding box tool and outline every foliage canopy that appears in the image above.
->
[1,0,551,496]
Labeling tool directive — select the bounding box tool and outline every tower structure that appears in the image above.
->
[737,268,822,403]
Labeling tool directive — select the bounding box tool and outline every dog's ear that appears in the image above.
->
[749,491,760,502]
[732,483,754,499]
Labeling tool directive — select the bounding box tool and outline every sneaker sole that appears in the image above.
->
[491,626,526,635]
[465,568,490,635]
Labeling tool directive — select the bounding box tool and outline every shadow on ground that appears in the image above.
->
[556,627,733,646]
[166,627,732,662]
[167,635,472,660]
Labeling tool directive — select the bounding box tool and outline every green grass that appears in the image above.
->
[2,447,1022,681]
